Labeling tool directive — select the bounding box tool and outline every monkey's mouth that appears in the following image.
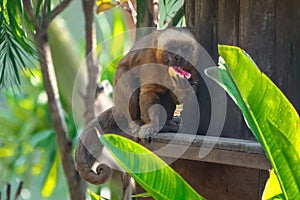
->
[171,66,192,79]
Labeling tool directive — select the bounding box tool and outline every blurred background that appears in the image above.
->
[0,0,185,199]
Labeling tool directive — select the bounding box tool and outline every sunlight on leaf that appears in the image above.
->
[87,188,110,200]
[41,153,59,198]
[263,169,284,200]
[32,150,47,175]
[96,0,118,14]
[0,0,37,89]
[132,192,151,198]
[110,9,125,58]
[0,147,14,157]
[87,188,100,200]
[205,45,300,199]
[100,134,204,200]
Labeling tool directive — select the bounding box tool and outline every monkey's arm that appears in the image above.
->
[168,68,195,104]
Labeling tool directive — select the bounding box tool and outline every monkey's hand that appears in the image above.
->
[168,67,193,103]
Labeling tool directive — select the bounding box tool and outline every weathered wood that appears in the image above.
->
[185,0,218,61]
[184,0,219,136]
[239,0,275,72]
[217,0,239,46]
[146,133,271,170]
[273,0,300,113]
[171,159,268,200]
[238,0,276,140]
[185,0,299,139]
[164,0,300,199]
[138,133,270,199]
[217,0,245,139]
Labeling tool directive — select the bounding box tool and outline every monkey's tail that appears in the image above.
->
[75,139,112,185]
[75,109,115,185]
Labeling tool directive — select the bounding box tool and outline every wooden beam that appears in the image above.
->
[144,133,272,170]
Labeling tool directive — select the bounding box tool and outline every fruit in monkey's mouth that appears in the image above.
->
[169,66,191,79]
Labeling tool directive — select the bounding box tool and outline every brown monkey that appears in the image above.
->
[75,28,200,184]
[112,27,200,139]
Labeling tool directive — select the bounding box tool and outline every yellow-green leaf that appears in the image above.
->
[263,169,284,200]
[205,45,300,199]
[100,134,204,200]
[0,147,14,157]
[41,153,59,198]
[96,0,118,14]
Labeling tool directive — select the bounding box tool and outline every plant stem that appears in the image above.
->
[23,0,86,199]
[82,0,99,125]
[34,26,86,200]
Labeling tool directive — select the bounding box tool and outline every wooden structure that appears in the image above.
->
[185,0,300,140]
[146,134,271,199]
[141,1,299,199]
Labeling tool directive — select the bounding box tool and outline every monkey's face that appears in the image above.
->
[161,41,195,68]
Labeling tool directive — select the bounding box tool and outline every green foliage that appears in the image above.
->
[100,134,204,200]
[0,0,37,89]
[263,169,285,200]
[87,188,110,200]
[96,8,131,86]
[159,0,185,28]
[0,70,71,199]
[48,18,83,112]
[205,45,300,199]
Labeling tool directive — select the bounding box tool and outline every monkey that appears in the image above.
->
[75,27,201,184]
[112,27,201,139]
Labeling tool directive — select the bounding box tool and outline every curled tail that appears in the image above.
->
[75,108,115,185]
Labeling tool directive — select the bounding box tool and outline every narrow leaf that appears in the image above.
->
[41,152,59,198]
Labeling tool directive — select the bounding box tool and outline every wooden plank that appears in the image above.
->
[239,0,275,71]
[274,0,300,113]
[171,159,268,200]
[217,0,239,45]
[258,170,269,198]
[185,0,218,61]
[151,133,264,153]
[184,0,219,136]
[217,0,245,139]
[239,0,276,139]
[144,133,272,170]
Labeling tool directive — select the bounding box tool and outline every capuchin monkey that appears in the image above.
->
[75,28,201,184]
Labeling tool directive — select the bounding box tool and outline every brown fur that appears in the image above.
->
[75,28,200,184]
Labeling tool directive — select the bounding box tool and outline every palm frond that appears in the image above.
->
[0,0,37,89]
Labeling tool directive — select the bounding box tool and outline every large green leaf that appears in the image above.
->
[205,45,300,199]
[263,169,284,200]
[100,134,204,200]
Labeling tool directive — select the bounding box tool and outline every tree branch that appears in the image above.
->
[22,1,86,199]
[82,0,98,125]
[22,0,35,24]
[51,0,73,21]
[34,26,85,200]
[80,0,113,187]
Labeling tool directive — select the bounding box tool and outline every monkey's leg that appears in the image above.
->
[137,89,162,139]
[138,86,179,139]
